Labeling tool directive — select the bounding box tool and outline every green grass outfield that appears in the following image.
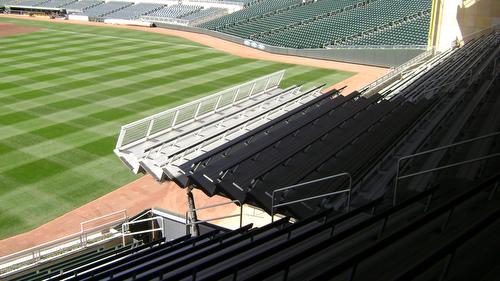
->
[0,17,353,239]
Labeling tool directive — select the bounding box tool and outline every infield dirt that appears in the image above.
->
[0,22,40,37]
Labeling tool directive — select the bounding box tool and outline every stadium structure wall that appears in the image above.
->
[432,0,500,51]
[154,23,426,67]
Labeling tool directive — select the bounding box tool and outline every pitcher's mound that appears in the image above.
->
[0,22,41,37]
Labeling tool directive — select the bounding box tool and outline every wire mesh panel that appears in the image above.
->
[121,122,150,146]
[217,88,239,109]
[150,111,176,135]
[174,103,199,126]
[236,83,254,99]
[116,70,285,150]
[197,97,219,117]
[252,77,268,94]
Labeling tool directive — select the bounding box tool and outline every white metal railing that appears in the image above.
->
[393,131,500,205]
[116,70,285,150]
[0,211,128,276]
[271,173,352,222]
[121,217,164,246]
[80,209,127,233]
[185,200,243,234]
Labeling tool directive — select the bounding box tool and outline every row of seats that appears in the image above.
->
[63,0,103,11]
[181,7,226,22]
[0,0,227,23]
[74,1,132,18]
[336,14,430,46]
[12,170,500,280]
[146,4,202,20]
[200,0,431,48]
[199,0,302,30]
[221,0,367,38]
[36,0,77,8]
[256,0,432,48]
[104,2,164,20]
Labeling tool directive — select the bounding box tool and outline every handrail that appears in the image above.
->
[393,131,500,205]
[271,172,352,222]
[80,209,127,233]
[121,217,164,246]
[310,173,500,281]
[185,200,243,234]
[0,210,128,265]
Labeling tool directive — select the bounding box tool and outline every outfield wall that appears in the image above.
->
[154,23,425,67]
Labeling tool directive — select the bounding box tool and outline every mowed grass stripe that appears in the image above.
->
[0,52,235,124]
[0,61,282,171]
[0,60,284,166]
[0,62,290,174]
[0,45,219,99]
[0,48,222,105]
[0,55,253,126]
[0,49,200,111]
[0,17,353,239]
[0,44,203,95]
[0,40,197,83]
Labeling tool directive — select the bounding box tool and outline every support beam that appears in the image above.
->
[186,186,200,236]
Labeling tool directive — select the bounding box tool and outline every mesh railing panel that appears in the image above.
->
[150,112,175,135]
[116,70,285,149]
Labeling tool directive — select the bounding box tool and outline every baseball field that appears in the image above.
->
[0,17,354,239]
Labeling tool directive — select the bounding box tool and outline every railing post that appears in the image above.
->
[232,88,240,105]
[171,110,180,128]
[146,119,155,139]
[264,76,271,91]
[393,158,402,206]
[248,81,257,98]
[187,186,199,236]
[193,103,202,120]
[488,182,498,201]
[214,95,223,113]
[239,204,243,228]
[116,127,126,149]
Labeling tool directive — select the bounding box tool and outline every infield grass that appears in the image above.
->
[0,17,353,239]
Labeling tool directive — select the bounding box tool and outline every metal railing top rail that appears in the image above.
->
[393,131,500,205]
[0,221,123,269]
[115,70,285,150]
[0,209,129,266]
[80,209,127,233]
[185,200,243,232]
[271,172,352,222]
[121,216,164,246]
